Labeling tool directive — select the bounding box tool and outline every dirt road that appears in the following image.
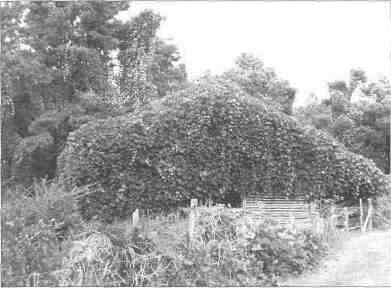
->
[283,230,391,286]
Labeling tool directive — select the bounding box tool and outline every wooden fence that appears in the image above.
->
[243,196,311,226]
[129,197,375,243]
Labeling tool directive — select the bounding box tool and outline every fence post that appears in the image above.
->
[368,198,373,231]
[127,208,140,235]
[289,211,295,231]
[363,198,373,232]
[316,210,324,235]
[359,198,363,232]
[188,198,198,243]
[344,207,349,231]
[132,208,140,227]
[330,204,336,227]
[242,197,247,217]
[309,202,316,231]
[329,204,337,236]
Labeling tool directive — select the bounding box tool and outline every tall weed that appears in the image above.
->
[1,179,84,286]
[58,206,328,286]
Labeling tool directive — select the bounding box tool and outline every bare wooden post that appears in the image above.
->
[132,209,140,228]
[188,199,198,243]
[207,197,212,208]
[330,205,336,227]
[329,205,337,235]
[363,198,373,232]
[289,211,295,231]
[309,203,316,230]
[242,197,247,217]
[360,198,364,232]
[330,204,335,217]
[343,207,349,231]
[368,198,373,231]
[315,210,323,235]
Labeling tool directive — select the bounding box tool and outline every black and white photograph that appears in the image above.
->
[1,0,390,286]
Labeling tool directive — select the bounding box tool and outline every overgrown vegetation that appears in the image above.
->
[1,1,188,182]
[373,175,391,229]
[59,77,388,222]
[295,69,390,174]
[2,1,390,286]
[1,181,327,286]
[1,180,84,286]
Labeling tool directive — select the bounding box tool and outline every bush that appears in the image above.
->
[28,111,71,138]
[57,207,327,286]
[175,207,327,285]
[58,77,388,222]
[68,115,97,131]
[1,179,83,286]
[20,100,117,187]
[12,132,56,185]
[374,175,391,229]
[1,122,22,180]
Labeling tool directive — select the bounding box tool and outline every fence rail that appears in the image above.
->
[129,197,375,244]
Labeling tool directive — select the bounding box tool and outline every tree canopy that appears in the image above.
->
[1,1,187,181]
[295,69,391,174]
[223,53,296,114]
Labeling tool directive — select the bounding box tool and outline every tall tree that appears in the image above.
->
[116,10,162,108]
[1,2,188,182]
[150,38,187,97]
[296,70,390,174]
[349,68,367,96]
[223,53,296,114]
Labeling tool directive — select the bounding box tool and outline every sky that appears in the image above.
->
[118,1,391,106]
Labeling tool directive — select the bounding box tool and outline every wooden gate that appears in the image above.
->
[243,196,311,226]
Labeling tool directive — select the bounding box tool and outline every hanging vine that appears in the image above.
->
[117,10,162,109]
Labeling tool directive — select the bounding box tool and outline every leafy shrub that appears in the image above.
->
[1,122,22,180]
[20,98,119,187]
[58,77,388,222]
[374,175,391,229]
[68,115,96,131]
[28,110,74,154]
[331,115,355,137]
[57,207,327,286]
[11,132,56,185]
[1,179,83,286]
[155,208,327,286]
[28,111,70,137]
[28,102,107,151]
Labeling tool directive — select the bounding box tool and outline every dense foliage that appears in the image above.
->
[55,206,327,286]
[59,77,388,222]
[11,133,56,185]
[1,180,83,286]
[295,69,391,173]
[1,179,328,286]
[168,208,327,286]
[1,1,187,184]
[223,53,296,114]
[3,2,388,286]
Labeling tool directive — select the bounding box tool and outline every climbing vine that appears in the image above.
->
[58,77,389,222]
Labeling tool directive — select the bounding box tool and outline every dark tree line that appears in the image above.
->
[1,1,388,186]
[1,1,187,182]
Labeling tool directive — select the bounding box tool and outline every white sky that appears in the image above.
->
[118,1,391,106]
